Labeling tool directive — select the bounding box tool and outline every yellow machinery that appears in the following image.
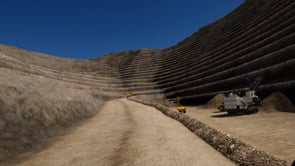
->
[176,96,186,113]
[125,92,132,98]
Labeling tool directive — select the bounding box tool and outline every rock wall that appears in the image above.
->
[93,0,295,104]
[1,1,294,104]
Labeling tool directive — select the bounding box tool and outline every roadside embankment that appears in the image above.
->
[129,97,290,166]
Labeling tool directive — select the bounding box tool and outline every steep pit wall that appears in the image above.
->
[156,0,295,103]
[92,0,295,104]
[2,0,295,102]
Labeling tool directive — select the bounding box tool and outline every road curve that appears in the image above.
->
[16,99,235,166]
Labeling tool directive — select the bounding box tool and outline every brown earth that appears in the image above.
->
[6,99,235,166]
[261,92,295,113]
[178,105,295,164]
[0,59,107,162]
[205,94,225,109]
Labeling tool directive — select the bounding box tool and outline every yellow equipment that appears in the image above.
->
[176,96,186,113]
[177,105,186,113]
[125,92,132,98]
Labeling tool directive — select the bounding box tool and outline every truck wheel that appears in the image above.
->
[246,106,258,114]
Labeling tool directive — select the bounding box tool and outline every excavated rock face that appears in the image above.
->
[91,0,295,104]
[0,0,294,162]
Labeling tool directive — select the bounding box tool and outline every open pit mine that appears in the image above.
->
[0,0,294,165]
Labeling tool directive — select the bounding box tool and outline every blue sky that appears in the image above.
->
[0,0,244,59]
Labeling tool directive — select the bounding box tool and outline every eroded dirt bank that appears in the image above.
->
[12,99,234,166]
[0,66,106,162]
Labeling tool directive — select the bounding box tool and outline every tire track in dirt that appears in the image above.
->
[108,101,138,166]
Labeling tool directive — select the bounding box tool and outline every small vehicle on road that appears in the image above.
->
[125,92,132,98]
[176,96,186,113]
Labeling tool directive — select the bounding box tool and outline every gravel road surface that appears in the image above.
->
[16,99,235,166]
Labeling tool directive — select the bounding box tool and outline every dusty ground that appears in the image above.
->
[9,99,235,166]
[176,106,295,163]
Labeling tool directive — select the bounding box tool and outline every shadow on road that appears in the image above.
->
[211,112,249,118]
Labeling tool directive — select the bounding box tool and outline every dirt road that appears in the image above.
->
[15,99,234,166]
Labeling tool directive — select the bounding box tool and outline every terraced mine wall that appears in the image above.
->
[0,0,294,163]
[95,0,295,104]
[2,0,294,105]
[159,0,295,104]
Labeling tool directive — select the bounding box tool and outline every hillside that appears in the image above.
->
[0,0,294,165]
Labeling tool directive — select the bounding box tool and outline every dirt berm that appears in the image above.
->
[129,97,291,166]
[261,92,295,113]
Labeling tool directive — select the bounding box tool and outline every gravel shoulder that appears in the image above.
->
[14,99,235,166]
